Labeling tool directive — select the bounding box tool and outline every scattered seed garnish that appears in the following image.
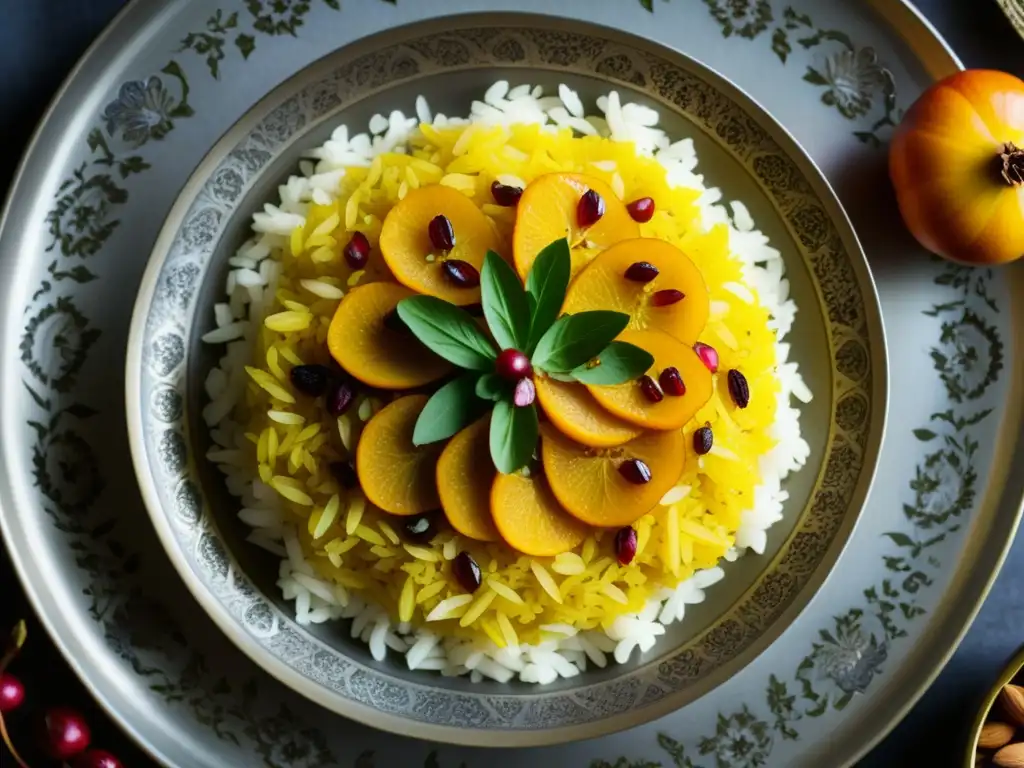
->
[329,461,359,490]
[441,259,480,288]
[693,342,720,373]
[626,196,655,222]
[404,514,436,543]
[618,458,652,485]
[693,425,713,455]
[614,526,638,565]
[428,214,455,251]
[727,369,750,409]
[495,348,532,380]
[659,367,686,397]
[577,188,605,228]
[491,181,524,207]
[650,288,685,307]
[326,380,356,416]
[343,231,370,269]
[513,377,536,407]
[289,364,330,397]
[453,551,482,592]
[638,374,664,403]
[624,261,659,283]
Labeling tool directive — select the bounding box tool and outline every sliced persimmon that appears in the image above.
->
[541,425,685,528]
[379,184,501,305]
[562,238,710,344]
[587,329,713,431]
[535,375,640,448]
[490,469,588,556]
[356,395,442,516]
[436,417,500,542]
[328,282,451,389]
[513,172,639,280]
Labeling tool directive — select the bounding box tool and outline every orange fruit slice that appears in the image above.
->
[436,417,500,542]
[587,329,713,430]
[328,282,451,389]
[490,469,588,556]
[540,425,685,528]
[562,238,710,344]
[379,184,501,305]
[535,375,640,448]
[355,395,443,516]
[513,172,639,280]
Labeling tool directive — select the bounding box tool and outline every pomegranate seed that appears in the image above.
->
[326,380,355,416]
[638,375,663,403]
[428,214,455,251]
[626,196,655,222]
[0,673,24,712]
[495,349,532,380]
[343,231,370,269]
[618,458,652,485]
[576,188,605,228]
[693,425,713,455]
[614,526,638,565]
[404,514,436,542]
[40,707,91,760]
[624,261,659,283]
[491,181,523,206]
[330,461,358,489]
[441,259,480,288]
[650,289,685,307]
[727,369,750,409]
[453,551,482,592]
[289,364,330,397]
[383,308,408,333]
[73,750,125,768]
[513,377,536,407]
[659,367,686,397]
[693,342,720,373]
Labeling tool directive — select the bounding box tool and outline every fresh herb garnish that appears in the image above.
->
[398,238,654,473]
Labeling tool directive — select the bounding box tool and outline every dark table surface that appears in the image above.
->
[1,1,1022,766]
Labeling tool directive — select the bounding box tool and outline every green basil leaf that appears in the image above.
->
[489,399,538,474]
[531,310,630,373]
[481,251,530,350]
[525,238,571,355]
[570,342,655,385]
[413,373,482,445]
[475,373,507,402]
[397,296,496,370]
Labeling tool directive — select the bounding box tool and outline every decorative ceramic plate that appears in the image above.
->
[996,0,1024,39]
[125,14,884,746]
[1,1,1022,767]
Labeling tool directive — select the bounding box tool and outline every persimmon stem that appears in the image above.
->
[1000,142,1024,186]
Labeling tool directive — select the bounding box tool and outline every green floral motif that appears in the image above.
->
[179,9,244,78]
[20,297,101,393]
[702,0,773,39]
[698,707,772,768]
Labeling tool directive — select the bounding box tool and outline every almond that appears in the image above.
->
[981,722,1018,750]
[994,742,1024,768]
[1000,684,1024,727]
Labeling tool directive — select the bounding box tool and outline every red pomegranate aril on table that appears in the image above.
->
[0,672,24,712]
[453,551,482,592]
[343,231,370,269]
[624,261,659,283]
[638,374,663,403]
[650,288,685,307]
[576,188,605,228]
[73,750,125,768]
[626,196,655,222]
[441,259,480,288]
[40,707,91,760]
[490,181,523,207]
[614,526,638,565]
[659,367,686,397]
[326,380,356,416]
[495,348,532,380]
[428,214,456,251]
[693,342,719,373]
[618,458,652,485]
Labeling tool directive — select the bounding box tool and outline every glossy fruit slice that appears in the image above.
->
[535,375,640,448]
[562,238,710,344]
[587,329,713,430]
[379,185,501,305]
[328,282,451,389]
[490,469,588,556]
[541,425,685,527]
[513,172,639,280]
[436,417,500,542]
[356,395,443,516]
